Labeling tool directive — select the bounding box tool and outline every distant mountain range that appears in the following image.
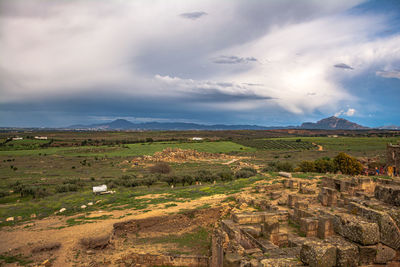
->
[377,125,400,130]
[68,119,280,130]
[66,116,375,130]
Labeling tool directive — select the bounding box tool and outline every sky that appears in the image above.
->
[0,0,400,128]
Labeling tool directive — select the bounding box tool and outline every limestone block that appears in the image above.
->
[333,213,379,245]
[317,216,334,239]
[375,243,396,264]
[300,240,336,267]
[300,217,318,237]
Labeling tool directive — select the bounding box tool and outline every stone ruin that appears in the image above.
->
[387,143,400,174]
[211,176,400,266]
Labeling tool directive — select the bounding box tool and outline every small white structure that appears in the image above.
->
[93,184,107,194]
[12,137,23,141]
[192,137,203,141]
[35,136,48,140]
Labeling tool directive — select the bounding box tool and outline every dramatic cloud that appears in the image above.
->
[334,63,354,70]
[0,0,400,127]
[376,70,400,79]
[180,11,207,20]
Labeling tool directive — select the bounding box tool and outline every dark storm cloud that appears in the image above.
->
[334,63,354,69]
[213,56,258,64]
[185,89,274,103]
[0,91,276,127]
[179,11,207,20]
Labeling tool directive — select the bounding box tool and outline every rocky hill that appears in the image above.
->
[300,116,368,130]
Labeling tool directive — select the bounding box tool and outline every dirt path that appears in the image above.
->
[223,158,239,165]
[0,194,228,266]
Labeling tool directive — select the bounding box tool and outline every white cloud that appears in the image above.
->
[0,0,398,119]
[335,108,356,117]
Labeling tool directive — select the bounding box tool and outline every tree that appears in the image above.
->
[149,162,171,174]
[297,161,316,172]
[333,152,363,175]
[314,158,336,173]
[143,176,156,188]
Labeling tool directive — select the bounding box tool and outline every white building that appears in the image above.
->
[34,136,48,140]
[12,137,23,140]
[192,137,203,141]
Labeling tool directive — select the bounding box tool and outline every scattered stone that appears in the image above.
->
[277,198,287,206]
[87,202,93,206]
[95,200,102,204]
[278,172,292,178]
[6,217,14,222]
[375,243,396,264]
[86,250,95,255]
[81,205,87,209]
[59,208,66,213]
[224,252,242,266]
[80,234,110,249]
[270,191,282,200]
[32,242,61,253]
[300,240,337,267]
[260,258,303,266]
[42,259,51,267]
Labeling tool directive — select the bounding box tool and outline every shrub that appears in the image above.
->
[149,162,171,174]
[235,169,255,178]
[63,178,84,186]
[163,175,178,186]
[116,175,139,188]
[314,158,336,173]
[263,162,293,172]
[196,170,215,182]
[19,186,51,198]
[218,171,234,181]
[333,152,363,175]
[55,184,79,193]
[181,175,195,186]
[0,190,10,198]
[297,161,316,172]
[142,176,156,188]
[240,167,257,175]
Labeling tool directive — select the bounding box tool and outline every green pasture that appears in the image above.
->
[0,141,253,157]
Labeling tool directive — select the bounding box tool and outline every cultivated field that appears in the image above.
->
[0,130,399,266]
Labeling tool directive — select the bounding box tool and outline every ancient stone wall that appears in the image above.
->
[387,144,400,171]
[117,253,209,266]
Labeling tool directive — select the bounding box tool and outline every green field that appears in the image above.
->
[0,140,253,157]
[269,136,399,152]
[1,130,399,227]
[235,139,315,150]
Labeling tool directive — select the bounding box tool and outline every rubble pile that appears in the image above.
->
[134,147,234,163]
[211,176,400,266]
